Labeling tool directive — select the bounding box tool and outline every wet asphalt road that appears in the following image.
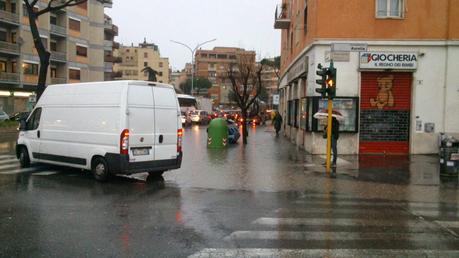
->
[1,126,459,257]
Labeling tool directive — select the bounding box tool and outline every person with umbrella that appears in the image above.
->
[273,110,283,137]
[314,109,343,166]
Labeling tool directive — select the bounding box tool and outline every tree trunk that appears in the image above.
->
[28,11,50,101]
[241,110,248,145]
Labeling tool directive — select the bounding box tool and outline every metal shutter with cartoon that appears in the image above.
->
[359,72,412,154]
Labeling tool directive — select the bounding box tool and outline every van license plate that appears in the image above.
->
[132,148,149,156]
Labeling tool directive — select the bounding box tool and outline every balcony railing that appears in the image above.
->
[0,72,20,83]
[274,3,291,29]
[0,41,20,55]
[50,24,67,36]
[0,10,20,25]
[50,51,67,62]
[103,40,113,48]
[51,77,67,85]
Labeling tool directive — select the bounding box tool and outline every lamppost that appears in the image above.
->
[171,38,216,95]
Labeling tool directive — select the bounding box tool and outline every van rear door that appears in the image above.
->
[153,86,180,160]
[127,85,155,162]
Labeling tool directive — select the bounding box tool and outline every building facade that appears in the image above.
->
[0,0,115,114]
[195,47,256,106]
[113,40,169,83]
[275,0,459,155]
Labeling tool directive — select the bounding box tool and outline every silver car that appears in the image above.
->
[0,111,9,121]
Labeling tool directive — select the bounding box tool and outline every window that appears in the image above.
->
[217,54,227,59]
[50,67,57,78]
[209,54,216,59]
[0,1,5,11]
[69,18,81,31]
[50,40,57,51]
[158,71,163,76]
[303,1,308,33]
[0,29,6,42]
[11,31,16,43]
[0,61,6,72]
[200,54,207,58]
[76,45,87,57]
[287,100,299,127]
[26,108,42,131]
[11,3,16,13]
[159,62,163,68]
[12,62,16,73]
[229,55,237,60]
[144,52,148,58]
[144,62,148,67]
[50,15,57,25]
[376,0,403,18]
[69,68,80,80]
[23,62,39,75]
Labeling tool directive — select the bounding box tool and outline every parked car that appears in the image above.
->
[0,111,9,121]
[181,111,192,127]
[227,119,240,144]
[9,112,30,121]
[16,81,183,182]
[190,110,210,125]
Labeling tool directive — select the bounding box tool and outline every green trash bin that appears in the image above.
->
[207,118,228,148]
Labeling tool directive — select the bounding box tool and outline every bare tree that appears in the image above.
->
[224,54,264,145]
[23,0,88,100]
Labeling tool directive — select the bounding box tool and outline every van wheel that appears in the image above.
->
[92,157,110,182]
[19,147,30,168]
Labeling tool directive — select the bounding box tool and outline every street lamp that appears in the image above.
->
[171,38,216,95]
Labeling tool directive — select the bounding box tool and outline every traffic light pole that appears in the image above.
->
[326,99,333,174]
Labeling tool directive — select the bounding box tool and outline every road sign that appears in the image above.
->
[332,43,368,52]
[272,94,280,105]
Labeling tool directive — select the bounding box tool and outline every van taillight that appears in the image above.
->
[177,129,183,153]
[120,129,129,155]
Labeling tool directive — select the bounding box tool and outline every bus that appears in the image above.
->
[177,94,197,113]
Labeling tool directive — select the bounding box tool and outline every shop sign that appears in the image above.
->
[325,51,350,62]
[287,56,308,83]
[332,43,368,52]
[360,52,418,70]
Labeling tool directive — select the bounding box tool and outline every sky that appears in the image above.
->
[105,0,281,71]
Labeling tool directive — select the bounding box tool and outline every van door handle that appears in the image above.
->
[159,135,163,144]
[37,130,40,138]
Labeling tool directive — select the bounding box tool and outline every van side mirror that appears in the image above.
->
[19,120,27,131]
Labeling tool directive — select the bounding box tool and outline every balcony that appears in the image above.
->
[0,10,20,26]
[113,42,120,49]
[104,62,113,72]
[51,77,67,85]
[274,3,291,29]
[50,24,67,37]
[112,71,122,78]
[0,72,20,84]
[50,51,67,63]
[0,41,20,56]
[103,40,113,50]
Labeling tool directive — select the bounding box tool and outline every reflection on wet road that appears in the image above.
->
[0,126,459,257]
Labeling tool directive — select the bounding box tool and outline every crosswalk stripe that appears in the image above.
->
[0,163,20,170]
[225,231,450,241]
[0,154,16,160]
[253,217,431,228]
[32,171,59,176]
[188,248,459,258]
[435,221,459,228]
[0,167,39,175]
[0,158,17,165]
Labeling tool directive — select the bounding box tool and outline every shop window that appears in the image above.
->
[69,69,80,80]
[376,0,404,18]
[288,100,299,127]
[23,62,39,75]
[76,45,87,57]
[300,98,308,130]
[69,18,81,31]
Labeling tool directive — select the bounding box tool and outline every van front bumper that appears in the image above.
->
[105,152,182,175]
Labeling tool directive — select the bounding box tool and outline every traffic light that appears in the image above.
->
[326,61,336,99]
[315,64,328,98]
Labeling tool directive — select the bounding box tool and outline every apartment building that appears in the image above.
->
[113,40,169,83]
[195,47,256,105]
[275,0,459,155]
[103,14,120,81]
[0,0,115,115]
[259,59,279,107]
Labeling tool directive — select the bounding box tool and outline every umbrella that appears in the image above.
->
[313,109,344,121]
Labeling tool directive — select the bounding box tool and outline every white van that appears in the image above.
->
[16,81,183,181]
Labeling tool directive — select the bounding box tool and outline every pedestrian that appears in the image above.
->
[324,117,340,166]
[273,111,283,137]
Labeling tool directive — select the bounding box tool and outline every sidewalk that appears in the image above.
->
[303,154,457,187]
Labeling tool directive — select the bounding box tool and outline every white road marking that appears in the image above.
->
[188,248,459,258]
[0,158,17,165]
[32,171,59,176]
[0,167,39,175]
[252,217,430,227]
[225,231,446,241]
[0,163,20,170]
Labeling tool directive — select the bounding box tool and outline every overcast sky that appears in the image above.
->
[105,0,281,71]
